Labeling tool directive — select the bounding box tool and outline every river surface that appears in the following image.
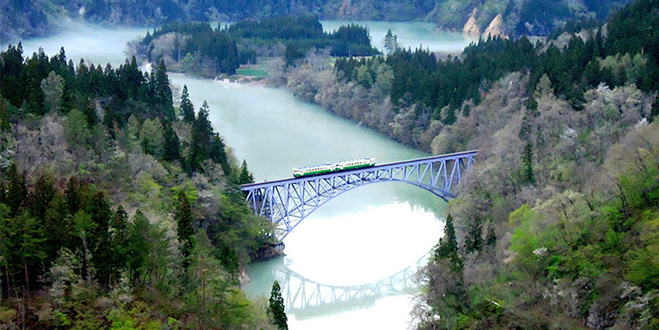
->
[321,20,474,53]
[10,20,470,329]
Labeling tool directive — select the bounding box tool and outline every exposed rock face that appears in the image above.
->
[250,243,285,262]
[463,8,481,37]
[483,14,507,39]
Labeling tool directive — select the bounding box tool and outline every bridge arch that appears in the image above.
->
[242,150,476,241]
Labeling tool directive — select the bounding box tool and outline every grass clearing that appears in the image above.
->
[236,68,268,77]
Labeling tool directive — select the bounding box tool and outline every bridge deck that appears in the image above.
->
[241,149,478,190]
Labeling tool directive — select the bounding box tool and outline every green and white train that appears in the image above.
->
[292,157,376,178]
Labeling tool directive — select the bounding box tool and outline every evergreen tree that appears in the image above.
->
[210,135,231,175]
[383,29,399,55]
[12,211,45,299]
[176,190,195,261]
[269,280,288,330]
[238,159,255,184]
[111,205,129,274]
[27,174,56,220]
[6,164,27,216]
[651,95,658,123]
[522,142,536,185]
[486,221,497,247]
[152,59,175,121]
[180,85,195,122]
[465,219,483,253]
[188,101,213,173]
[163,122,181,161]
[127,210,150,284]
[434,213,462,272]
[87,192,117,286]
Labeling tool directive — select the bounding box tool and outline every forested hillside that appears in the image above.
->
[0,45,280,328]
[285,0,659,327]
[132,16,378,77]
[289,0,658,151]
[0,0,633,43]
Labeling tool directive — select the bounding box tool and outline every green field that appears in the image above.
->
[236,68,268,77]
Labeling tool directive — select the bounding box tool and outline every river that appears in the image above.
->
[11,20,469,329]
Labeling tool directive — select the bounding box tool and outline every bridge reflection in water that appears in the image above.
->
[270,251,431,319]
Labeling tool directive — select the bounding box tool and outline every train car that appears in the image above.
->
[293,157,375,178]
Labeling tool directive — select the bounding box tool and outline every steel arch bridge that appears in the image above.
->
[242,150,477,241]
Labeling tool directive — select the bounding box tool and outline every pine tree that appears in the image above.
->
[465,218,483,253]
[6,164,27,216]
[210,135,230,175]
[269,280,288,330]
[486,221,497,247]
[650,95,658,123]
[13,211,45,299]
[176,190,195,261]
[163,122,181,161]
[522,142,536,185]
[180,85,195,122]
[384,29,399,55]
[27,174,56,220]
[87,192,116,286]
[152,59,175,121]
[238,160,255,184]
[188,101,213,173]
[127,210,150,284]
[434,213,462,272]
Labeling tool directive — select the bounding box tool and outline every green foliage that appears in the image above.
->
[238,159,255,185]
[0,46,272,328]
[434,214,463,272]
[521,142,536,185]
[176,190,195,260]
[332,2,658,136]
[465,218,484,253]
[179,85,195,123]
[162,121,181,162]
[269,280,288,330]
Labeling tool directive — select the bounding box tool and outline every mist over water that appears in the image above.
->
[11,21,150,67]
[321,20,474,53]
[10,21,468,329]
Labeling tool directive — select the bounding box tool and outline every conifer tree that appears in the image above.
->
[522,142,536,185]
[465,219,483,253]
[269,280,288,330]
[152,59,175,121]
[6,164,27,216]
[434,213,462,272]
[180,85,195,122]
[486,221,497,247]
[189,101,213,173]
[163,122,181,161]
[127,210,150,284]
[238,160,255,184]
[651,95,658,123]
[176,190,195,261]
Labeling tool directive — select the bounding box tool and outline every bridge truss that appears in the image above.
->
[242,150,476,241]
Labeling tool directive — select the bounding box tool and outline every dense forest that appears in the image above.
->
[0,0,634,44]
[0,45,286,328]
[291,0,658,151]
[133,16,378,77]
[285,0,659,327]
